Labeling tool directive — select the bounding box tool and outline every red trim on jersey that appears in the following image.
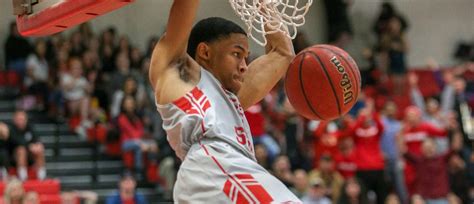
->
[172,87,211,117]
[173,96,200,115]
[235,174,253,180]
[199,143,274,203]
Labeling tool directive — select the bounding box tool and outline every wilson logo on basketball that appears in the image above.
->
[330,56,354,105]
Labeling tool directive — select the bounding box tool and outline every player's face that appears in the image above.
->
[209,33,249,93]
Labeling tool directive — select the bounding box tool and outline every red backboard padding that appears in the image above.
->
[17,0,135,36]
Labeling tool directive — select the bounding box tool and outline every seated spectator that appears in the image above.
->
[118,96,155,172]
[337,178,368,204]
[255,143,270,170]
[385,193,401,204]
[61,191,98,204]
[290,169,310,199]
[301,177,331,204]
[0,122,10,180]
[309,154,344,203]
[271,155,294,187]
[3,178,25,204]
[24,39,49,110]
[110,77,146,118]
[109,52,141,94]
[22,191,39,204]
[60,57,91,137]
[106,173,148,204]
[7,110,46,181]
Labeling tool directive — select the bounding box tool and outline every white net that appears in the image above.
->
[229,0,312,46]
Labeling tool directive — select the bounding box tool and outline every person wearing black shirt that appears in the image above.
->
[0,122,10,180]
[7,110,46,180]
[4,22,33,75]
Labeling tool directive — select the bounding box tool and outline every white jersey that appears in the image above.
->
[156,68,255,161]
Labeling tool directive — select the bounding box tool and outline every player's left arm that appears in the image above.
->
[238,29,295,110]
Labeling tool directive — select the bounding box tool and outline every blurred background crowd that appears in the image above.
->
[0,1,473,203]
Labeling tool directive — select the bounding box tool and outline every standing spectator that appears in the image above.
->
[245,102,280,161]
[334,137,357,179]
[7,110,46,181]
[25,39,50,110]
[373,2,408,42]
[445,76,474,203]
[399,106,448,156]
[398,106,448,195]
[447,136,470,204]
[4,22,33,75]
[106,173,148,204]
[290,169,310,199]
[311,121,340,168]
[337,178,369,204]
[380,17,409,94]
[401,137,462,204]
[408,72,454,153]
[309,154,344,203]
[381,101,408,203]
[323,0,353,48]
[350,99,388,204]
[3,178,25,204]
[301,177,332,204]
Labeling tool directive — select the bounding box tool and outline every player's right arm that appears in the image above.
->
[149,0,200,104]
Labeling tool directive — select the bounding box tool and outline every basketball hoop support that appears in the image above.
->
[15,0,135,37]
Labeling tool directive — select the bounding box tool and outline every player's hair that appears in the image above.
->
[187,17,246,59]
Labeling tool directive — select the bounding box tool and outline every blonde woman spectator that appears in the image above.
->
[3,178,25,204]
[22,192,39,204]
[60,58,91,137]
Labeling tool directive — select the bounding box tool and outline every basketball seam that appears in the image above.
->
[295,53,325,120]
[316,47,360,104]
[306,51,342,117]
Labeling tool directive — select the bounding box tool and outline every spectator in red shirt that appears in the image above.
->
[118,96,151,172]
[312,121,340,168]
[398,106,447,195]
[245,102,280,161]
[400,136,462,204]
[349,99,388,204]
[334,137,357,179]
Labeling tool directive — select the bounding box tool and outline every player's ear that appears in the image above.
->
[196,42,211,61]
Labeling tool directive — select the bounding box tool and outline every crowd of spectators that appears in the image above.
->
[0,1,473,204]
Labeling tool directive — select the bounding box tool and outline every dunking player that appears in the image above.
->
[149,0,300,203]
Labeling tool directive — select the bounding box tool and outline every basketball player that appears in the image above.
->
[149,0,300,203]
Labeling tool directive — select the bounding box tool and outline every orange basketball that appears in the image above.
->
[285,44,361,121]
